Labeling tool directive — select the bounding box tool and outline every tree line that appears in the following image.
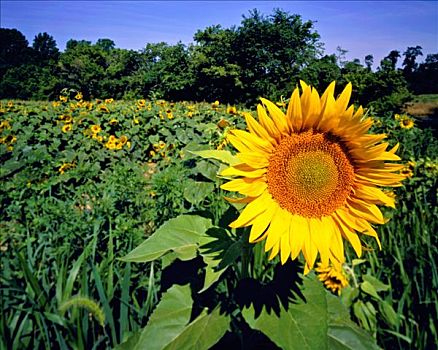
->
[1,9,436,113]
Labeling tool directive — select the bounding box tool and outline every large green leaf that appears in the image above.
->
[190,150,240,165]
[327,293,380,350]
[242,276,328,350]
[121,284,229,350]
[242,276,379,350]
[198,229,235,293]
[121,215,212,263]
[162,307,229,350]
[135,285,193,350]
[183,180,214,205]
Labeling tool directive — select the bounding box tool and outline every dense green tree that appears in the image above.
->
[128,42,194,100]
[0,28,33,77]
[403,46,423,75]
[32,32,60,63]
[384,50,401,70]
[192,25,242,102]
[96,38,116,52]
[410,53,438,94]
[0,12,433,103]
[0,64,58,99]
[57,41,107,98]
[364,54,374,71]
[234,9,322,103]
[299,54,341,92]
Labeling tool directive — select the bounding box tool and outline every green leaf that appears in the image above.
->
[183,180,214,205]
[242,276,378,350]
[129,284,229,350]
[194,160,219,181]
[327,293,379,350]
[162,307,229,350]
[135,285,193,350]
[362,275,389,292]
[121,215,212,262]
[379,300,399,327]
[360,281,381,300]
[190,150,240,165]
[242,276,328,350]
[352,259,367,267]
[198,228,235,292]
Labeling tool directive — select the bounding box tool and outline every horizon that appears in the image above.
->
[1,1,437,67]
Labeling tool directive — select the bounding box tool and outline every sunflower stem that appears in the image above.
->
[240,229,251,279]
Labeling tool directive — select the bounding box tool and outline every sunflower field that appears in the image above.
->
[0,84,437,350]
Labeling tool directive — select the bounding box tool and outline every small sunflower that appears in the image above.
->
[315,263,349,295]
[58,162,75,174]
[119,135,128,145]
[99,105,110,113]
[227,106,237,115]
[90,125,102,134]
[399,116,414,129]
[220,81,405,273]
[62,124,73,133]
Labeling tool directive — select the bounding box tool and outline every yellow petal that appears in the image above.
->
[302,237,318,272]
[229,191,270,228]
[347,199,385,225]
[265,207,289,252]
[221,177,267,197]
[335,82,352,115]
[257,104,280,140]
[289,214,308,260]
[334,213,362,257]
[320,81,336,108]
[245,112,276,145]
[280,233,291,264]
[249,200,276,242]
[260,98,290,135]
[268,241,280,260]
[286,87,302,131]
[302,88,321,129]
[310,217,330,266]
[236,152,269,169]
[229,129,274,154]
[354,185,395,208]
[220,164,266,178]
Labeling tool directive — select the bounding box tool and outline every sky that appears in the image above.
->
[1,1,437,67]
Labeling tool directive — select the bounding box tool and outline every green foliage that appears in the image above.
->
[242,276,379,350]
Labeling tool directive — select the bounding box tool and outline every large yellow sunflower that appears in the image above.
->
[220,81,405,273]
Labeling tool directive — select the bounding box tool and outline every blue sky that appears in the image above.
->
[1,1,437,67]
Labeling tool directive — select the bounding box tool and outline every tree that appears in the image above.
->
[32,32,60,62]
[402,46,423,75]
[191,25,242,102]
[299,55,341,92]
[365,54,374,71]
[96,39,116,52]
[239,9,322,102]
[131,42,194,100]
[384,50,400,70]
[0,28,32,77]
[411,53,438,94]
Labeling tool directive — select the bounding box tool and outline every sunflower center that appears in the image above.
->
[267,131,355,217]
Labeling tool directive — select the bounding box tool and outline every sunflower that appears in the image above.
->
[220,81,405,273]
[315,263,349,295]
[62,124,72,133]
[399,115,414,129]
[90,124,102,134]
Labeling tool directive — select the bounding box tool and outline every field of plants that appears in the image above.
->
[0,89,437,350]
